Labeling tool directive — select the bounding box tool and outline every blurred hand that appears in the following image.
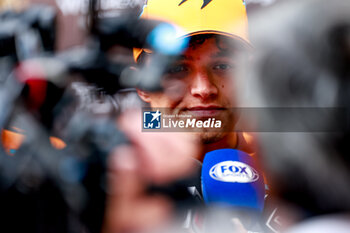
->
[102,109,200,233]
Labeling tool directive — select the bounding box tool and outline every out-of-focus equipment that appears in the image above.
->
[201,149,265,232]
[0,4,56,59]
[67,15,189,93]
[0,4,126,228]
[0,1,192,233]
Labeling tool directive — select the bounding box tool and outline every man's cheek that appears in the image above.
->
[225,89,238,107]
[162,80,187,102]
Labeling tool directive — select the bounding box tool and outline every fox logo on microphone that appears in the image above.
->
[209,161,259,183]
[202,149,265,212]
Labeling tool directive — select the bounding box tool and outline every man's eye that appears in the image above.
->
[165,64,188,74]
[213,63,233,70]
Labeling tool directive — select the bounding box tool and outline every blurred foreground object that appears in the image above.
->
[236,0,350,231]
[0,2,202,233]
[103,110,200,233]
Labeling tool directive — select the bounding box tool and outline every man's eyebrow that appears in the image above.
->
[174,54,193,61]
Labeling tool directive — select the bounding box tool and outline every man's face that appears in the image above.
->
[138,35,241,143]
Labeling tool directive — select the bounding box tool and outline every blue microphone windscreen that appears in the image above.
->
[202,149,265,212]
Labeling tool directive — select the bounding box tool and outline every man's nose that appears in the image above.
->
[190,71,218,99]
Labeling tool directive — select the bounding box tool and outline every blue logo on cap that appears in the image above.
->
[143,110,162,129]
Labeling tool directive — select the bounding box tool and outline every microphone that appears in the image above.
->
[201,149,265,231]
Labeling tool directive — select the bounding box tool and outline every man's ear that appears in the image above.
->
[136,89,151,103]
[131,65,151,103]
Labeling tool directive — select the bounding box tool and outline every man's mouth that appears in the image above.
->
[184,106,226,118]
